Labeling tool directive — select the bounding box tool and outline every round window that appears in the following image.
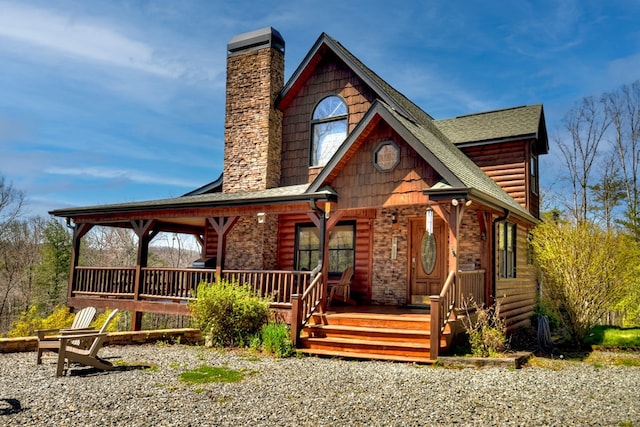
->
[421,232,436,274]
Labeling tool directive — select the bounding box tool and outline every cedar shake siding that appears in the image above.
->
[329,123,438,210]
[280,51,376,186]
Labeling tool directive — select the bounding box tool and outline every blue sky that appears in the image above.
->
[1,0,639,217]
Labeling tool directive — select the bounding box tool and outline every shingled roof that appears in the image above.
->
[50,184,336,218]
[435,104,549,153]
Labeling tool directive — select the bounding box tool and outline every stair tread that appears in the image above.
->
[321,312,430,321]
[300,348,435,364]
[307,324,430,336]
[302,336,440,348]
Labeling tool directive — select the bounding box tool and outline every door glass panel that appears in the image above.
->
[421,232,436,274]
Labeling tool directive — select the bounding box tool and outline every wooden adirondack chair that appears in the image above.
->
[327,267,354,308]
[55,309,119,377]
[36,306,97,364]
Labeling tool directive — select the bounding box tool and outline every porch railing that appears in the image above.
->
[140,268,217,301]
[221,270,312,306]
[73,267,136,297]
[456,269,486,308]
[429,270,456,360]
[71,267,312,306]
[290,271,323,346]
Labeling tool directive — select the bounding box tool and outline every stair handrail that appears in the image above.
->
[429,270,456,360]
[290,270,323,347]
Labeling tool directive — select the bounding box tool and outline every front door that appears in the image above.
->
[408,217,446,305]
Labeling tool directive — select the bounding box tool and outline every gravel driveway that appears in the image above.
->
[1,344,638,426]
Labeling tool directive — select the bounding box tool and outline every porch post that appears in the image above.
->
[131,220,157,331]
[306,207,329,311]
[290,294,302,347]
[477,210,492,306]
[67,223,93,302]
[431,204,460,278]
[207,216,239,280]
[430,295,441,360]
[319,210,329,311]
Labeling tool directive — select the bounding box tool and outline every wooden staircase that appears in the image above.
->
[299,308,451,363]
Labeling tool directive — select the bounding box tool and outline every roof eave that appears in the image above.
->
[454,133,538,148]
[423,187,538,224]
[49,188,337,219]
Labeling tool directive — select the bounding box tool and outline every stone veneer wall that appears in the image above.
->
[225,215,278,270]
[370,205,485,305]
[457,208,483,271]
[223,45,284,193]
[371,206,425,305]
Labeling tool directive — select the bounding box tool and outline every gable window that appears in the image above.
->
[497,221,516,279]
[295,222,355,276]
[310,95,348,167]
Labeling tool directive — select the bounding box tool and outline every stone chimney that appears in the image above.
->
[222,27,285,193]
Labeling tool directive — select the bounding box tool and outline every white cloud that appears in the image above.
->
[45,166,199,188]
[0,2,183,78]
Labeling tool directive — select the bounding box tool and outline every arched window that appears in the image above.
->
[310,96,348,166]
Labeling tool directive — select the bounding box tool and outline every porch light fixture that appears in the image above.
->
[391,211,397,224]
[451,198,472,207]
[257,212,266,224]
[425,206,433,235]
[325,201,331,219]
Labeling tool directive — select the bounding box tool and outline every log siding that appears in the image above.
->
[460,140,529,209]
[494,222,538,331]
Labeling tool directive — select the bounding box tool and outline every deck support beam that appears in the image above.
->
[207,216,239,278]
[131,219,157,331]
[68,223,94,302]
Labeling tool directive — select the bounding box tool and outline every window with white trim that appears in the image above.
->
[310,96,348,167]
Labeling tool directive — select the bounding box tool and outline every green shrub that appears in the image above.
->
[189,279,270,348]
[260,322,295,357]
[461,299,507,357]
[7,305,74,338]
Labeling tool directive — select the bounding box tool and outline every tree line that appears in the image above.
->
[537,80,640,341]
[554,80,640,237]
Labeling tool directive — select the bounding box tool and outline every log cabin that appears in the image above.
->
[51,27,548,362]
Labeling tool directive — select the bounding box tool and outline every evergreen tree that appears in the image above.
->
[34,219,71,312]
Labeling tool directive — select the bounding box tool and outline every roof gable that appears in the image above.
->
[308,100,536,222]
[277,33,433,126]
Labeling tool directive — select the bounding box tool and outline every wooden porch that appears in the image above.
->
[69,266,485,362]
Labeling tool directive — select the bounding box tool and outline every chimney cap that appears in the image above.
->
[227,27,285,55]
